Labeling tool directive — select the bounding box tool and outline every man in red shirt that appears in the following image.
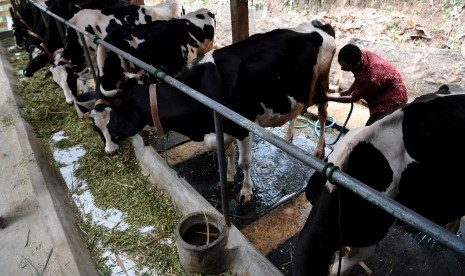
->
[324,44,408,125]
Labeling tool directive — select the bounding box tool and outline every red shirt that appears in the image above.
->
[348,50,408,116]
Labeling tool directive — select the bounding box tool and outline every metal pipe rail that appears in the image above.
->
[27,0,465,257]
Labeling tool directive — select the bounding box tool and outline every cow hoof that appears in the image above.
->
[314,149,325,160]
[238,194,252,205]
[283,133,294,143]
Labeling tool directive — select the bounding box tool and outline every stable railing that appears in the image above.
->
[24,0,465,258]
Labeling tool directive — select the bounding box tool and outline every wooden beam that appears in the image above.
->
[0,9,10,17]
[230,0,249,43]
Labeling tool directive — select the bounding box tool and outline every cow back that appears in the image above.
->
[183,28,333,137]
[98,8,215,96]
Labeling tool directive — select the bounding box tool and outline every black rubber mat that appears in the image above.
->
[267,227,465,276]
[266,233,298,275]
[149,131,191,152]
[172,127,319,229]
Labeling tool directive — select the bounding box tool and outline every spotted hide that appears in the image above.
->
[48,1,184,105]
[96,8,216,97]
[88,20,336,204]
[13,0,47,55]
[292,85,465,276]
[23,0,134,77]
[9,0,41,50]
[61,1,185,67]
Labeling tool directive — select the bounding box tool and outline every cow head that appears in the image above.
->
[88,88,149,155]
[23,46,53,77]
[89,103,151,155]
[10,0,42,50]
[10,7,29,49]
[89,104,120,155]
[12,25,28,49]
[48,64,87,104]
[182,8,216,56]
[74,90,96,118]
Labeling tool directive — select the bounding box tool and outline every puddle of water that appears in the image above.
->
[173,126,329,229]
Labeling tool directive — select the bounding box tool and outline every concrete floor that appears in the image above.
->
[0,41,97,275]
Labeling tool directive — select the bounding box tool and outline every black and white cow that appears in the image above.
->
[61,1,185,67]
[96,8,216,97]
[9,0,38,49]
[88,20,336,203]
[49,1,184,105]
[23,0,135,77]
[11,0,47,53]
[292,85,465,276]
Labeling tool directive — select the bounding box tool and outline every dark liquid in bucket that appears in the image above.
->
[182,223,220,246]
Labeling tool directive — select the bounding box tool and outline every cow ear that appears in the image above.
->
[305,171,327,205]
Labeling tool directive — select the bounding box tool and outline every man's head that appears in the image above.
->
[338,44,362,71]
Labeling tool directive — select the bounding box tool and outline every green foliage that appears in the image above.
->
[450,0,464,6]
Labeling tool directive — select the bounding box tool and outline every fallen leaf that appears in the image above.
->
[114,251,129,276]
[423,78,442,84]
[390,11,407,18]
[444,75,463,83]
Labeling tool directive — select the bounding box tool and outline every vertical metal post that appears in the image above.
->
[54,18,66,45]
[213,111,231,227]
[78,32,97,82]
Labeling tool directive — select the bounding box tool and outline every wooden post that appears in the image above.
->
[132,0,145,5]
[230,0,249,43]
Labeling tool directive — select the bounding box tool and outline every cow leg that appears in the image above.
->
[224,141,236,183]
[203,133,236,183]
[235,133,254,204]
[329,245,376,276]
[284,118,296,142]
[292,189,339,276]
[314,103,328,159]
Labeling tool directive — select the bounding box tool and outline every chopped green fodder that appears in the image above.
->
[3,37,236,276]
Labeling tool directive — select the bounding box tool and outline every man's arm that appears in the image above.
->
[325,93,357,103]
